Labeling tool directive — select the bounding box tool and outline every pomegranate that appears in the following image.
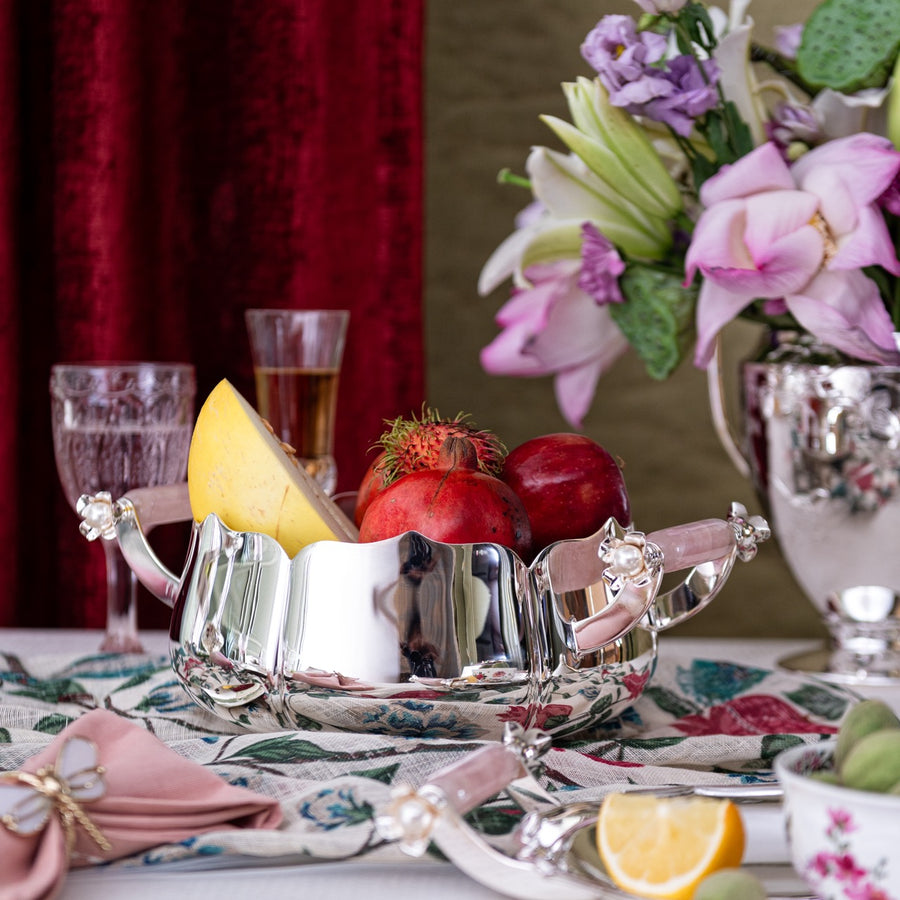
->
[359,436,531,556]
[354,451,389,527]
[502,433,631,558]
[354,408,505,525]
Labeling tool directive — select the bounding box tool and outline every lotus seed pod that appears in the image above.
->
[834,699,900,769]
[797,0,900,93]
[692,868,767,900]
[841,728,900,793]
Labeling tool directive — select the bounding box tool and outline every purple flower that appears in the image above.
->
[642,55,720,137]
[480,260,629,428]
[766,102,822,155]
[775,24,803,59]
[582,15,719,137]
[578,223,625,304]
[581,16,668,96]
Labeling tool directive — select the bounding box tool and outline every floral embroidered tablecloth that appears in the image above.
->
[0,638,854,873]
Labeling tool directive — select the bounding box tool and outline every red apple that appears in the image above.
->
[501,433,631,558]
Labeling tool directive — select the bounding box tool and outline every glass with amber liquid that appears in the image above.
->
[245,309,349,495]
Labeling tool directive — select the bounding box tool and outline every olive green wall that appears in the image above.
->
[424,0,827,638]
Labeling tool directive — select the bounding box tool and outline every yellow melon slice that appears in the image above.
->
[187,379,358,556]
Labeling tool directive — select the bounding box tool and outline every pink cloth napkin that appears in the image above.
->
[0,708,283,900]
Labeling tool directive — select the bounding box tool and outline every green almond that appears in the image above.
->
[841,728,900,793]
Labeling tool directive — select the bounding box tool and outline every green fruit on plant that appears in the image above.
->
[692,868,766,900]
[834,699,900,769]
[841,728,900,793]
[797,0,900,93]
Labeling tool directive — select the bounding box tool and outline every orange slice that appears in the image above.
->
[596,792,745,900]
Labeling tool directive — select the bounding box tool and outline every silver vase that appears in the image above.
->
[709,331,900,683]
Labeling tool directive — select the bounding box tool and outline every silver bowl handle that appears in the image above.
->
[76,483,192,608]
[541,504,770,653]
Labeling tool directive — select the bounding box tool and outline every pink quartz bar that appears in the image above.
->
[122,483,193,530]
[546,518,735,594]
[426,743,526,815]
[647,518,735,573]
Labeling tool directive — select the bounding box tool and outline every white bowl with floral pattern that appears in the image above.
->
[774,740,900,900]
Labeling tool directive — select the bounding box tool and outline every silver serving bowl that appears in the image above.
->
[78,485,768,739]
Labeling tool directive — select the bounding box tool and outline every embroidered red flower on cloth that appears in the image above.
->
[498,703,574,730]
[671,694,839,737]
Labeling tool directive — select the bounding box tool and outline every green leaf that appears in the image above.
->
[678,2,717,53]
[464,804,523,837]
[785,685,849,722]
[34,714,73,735]
[589,693,614,718]
[347,763,400,785]
[616,736,687,752]
[226,736,333,763]
[540,713,572,732]
[706,115,729,163]
[686,660,768,705]
[760,733,806,762]
[113,669,158,692]
[612,265,697,379]
[797,0,900,92]
[723,101,754,158]
[692,163,717,195]
[5,676,90,704]
[642,685,702,719]
[0,728,10,743]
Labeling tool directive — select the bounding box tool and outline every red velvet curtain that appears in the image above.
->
[0,0,424,630]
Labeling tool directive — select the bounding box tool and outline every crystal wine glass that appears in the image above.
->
[50,362,196,652]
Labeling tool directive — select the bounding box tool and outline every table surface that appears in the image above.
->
[2,629,898,899]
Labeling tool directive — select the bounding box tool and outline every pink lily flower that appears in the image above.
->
[685,134,900,368]
[480,260,629,428]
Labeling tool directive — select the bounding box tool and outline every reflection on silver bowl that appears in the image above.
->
[80,486,768,739]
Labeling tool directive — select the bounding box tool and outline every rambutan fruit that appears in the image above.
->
[353,407,505,526]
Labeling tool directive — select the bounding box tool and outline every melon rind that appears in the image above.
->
[187,379,358,557]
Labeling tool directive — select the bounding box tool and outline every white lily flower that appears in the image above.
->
[528,147,673,259]
[541,78,682,220]
[713,18,767,144]
[815,86,891,140]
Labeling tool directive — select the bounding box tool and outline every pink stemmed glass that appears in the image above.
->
[49,362,195,652]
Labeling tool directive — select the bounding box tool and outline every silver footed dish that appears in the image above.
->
[78,484,769,739]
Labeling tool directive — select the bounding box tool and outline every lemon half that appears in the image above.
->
[596,793,745,900]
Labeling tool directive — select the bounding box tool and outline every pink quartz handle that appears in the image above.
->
[647,518,735,573]
[546,518,735,595]
[121,483,193,530]
[425,743,526,815]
